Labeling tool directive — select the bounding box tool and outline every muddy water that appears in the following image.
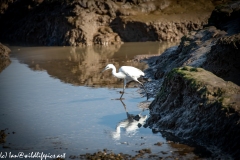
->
[0,42,207,159]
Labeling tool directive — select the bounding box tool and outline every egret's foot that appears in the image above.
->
[146,94,149,100]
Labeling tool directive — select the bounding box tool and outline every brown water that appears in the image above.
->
[11,42,176,88]
[0,42,211,159]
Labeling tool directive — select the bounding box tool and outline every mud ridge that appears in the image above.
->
[0,0,227,46]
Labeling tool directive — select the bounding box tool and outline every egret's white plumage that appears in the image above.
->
[102,64,148,99]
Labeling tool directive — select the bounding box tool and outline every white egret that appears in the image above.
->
[102,64,149,99]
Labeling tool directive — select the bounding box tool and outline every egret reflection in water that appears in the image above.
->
[110,99,148,141]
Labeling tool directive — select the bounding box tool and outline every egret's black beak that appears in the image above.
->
[101,68,107,73]
[101,66,110,73]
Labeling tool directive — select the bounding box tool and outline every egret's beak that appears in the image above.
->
[101,67,107,73]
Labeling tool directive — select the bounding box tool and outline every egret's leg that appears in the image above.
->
[120,79,126,99]
[135,80,149,100]
[141,84,149,100]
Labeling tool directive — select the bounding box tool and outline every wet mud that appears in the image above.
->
[0,129,7,144]
[71,146,203,160]
[0,128,17,149]
[67,141,209,160]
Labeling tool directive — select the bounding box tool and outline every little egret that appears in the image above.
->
[102,64,149,99]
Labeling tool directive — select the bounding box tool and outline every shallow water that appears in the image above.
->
[0,42,206,159]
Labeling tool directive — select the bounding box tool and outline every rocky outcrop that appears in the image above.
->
[0,43,11,72]
[0,0,221,46]
[147,66,240,159]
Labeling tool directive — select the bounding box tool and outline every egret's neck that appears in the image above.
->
[111,66,123,79]
[111,66,117,75]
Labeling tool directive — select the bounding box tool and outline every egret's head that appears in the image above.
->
[102,64,114,73]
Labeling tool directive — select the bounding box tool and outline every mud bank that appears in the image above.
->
[0,43,11,72]
[147,67,240,158]
[0,0,225,46]
[143,1,240,159]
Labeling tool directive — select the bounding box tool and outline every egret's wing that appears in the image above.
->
[119,66,144,79]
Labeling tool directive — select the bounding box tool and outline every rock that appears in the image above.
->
[203,33,240,85]
[93,26,122,45]
[111,15,209,42]
[110,0,217,42]
[208,1,240,35]
[142,26,227,97]
[143,22,240,91]
[145,27,240,88]
[154,142,162,146]
[147,66,240,159]
[0,42,11,72]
